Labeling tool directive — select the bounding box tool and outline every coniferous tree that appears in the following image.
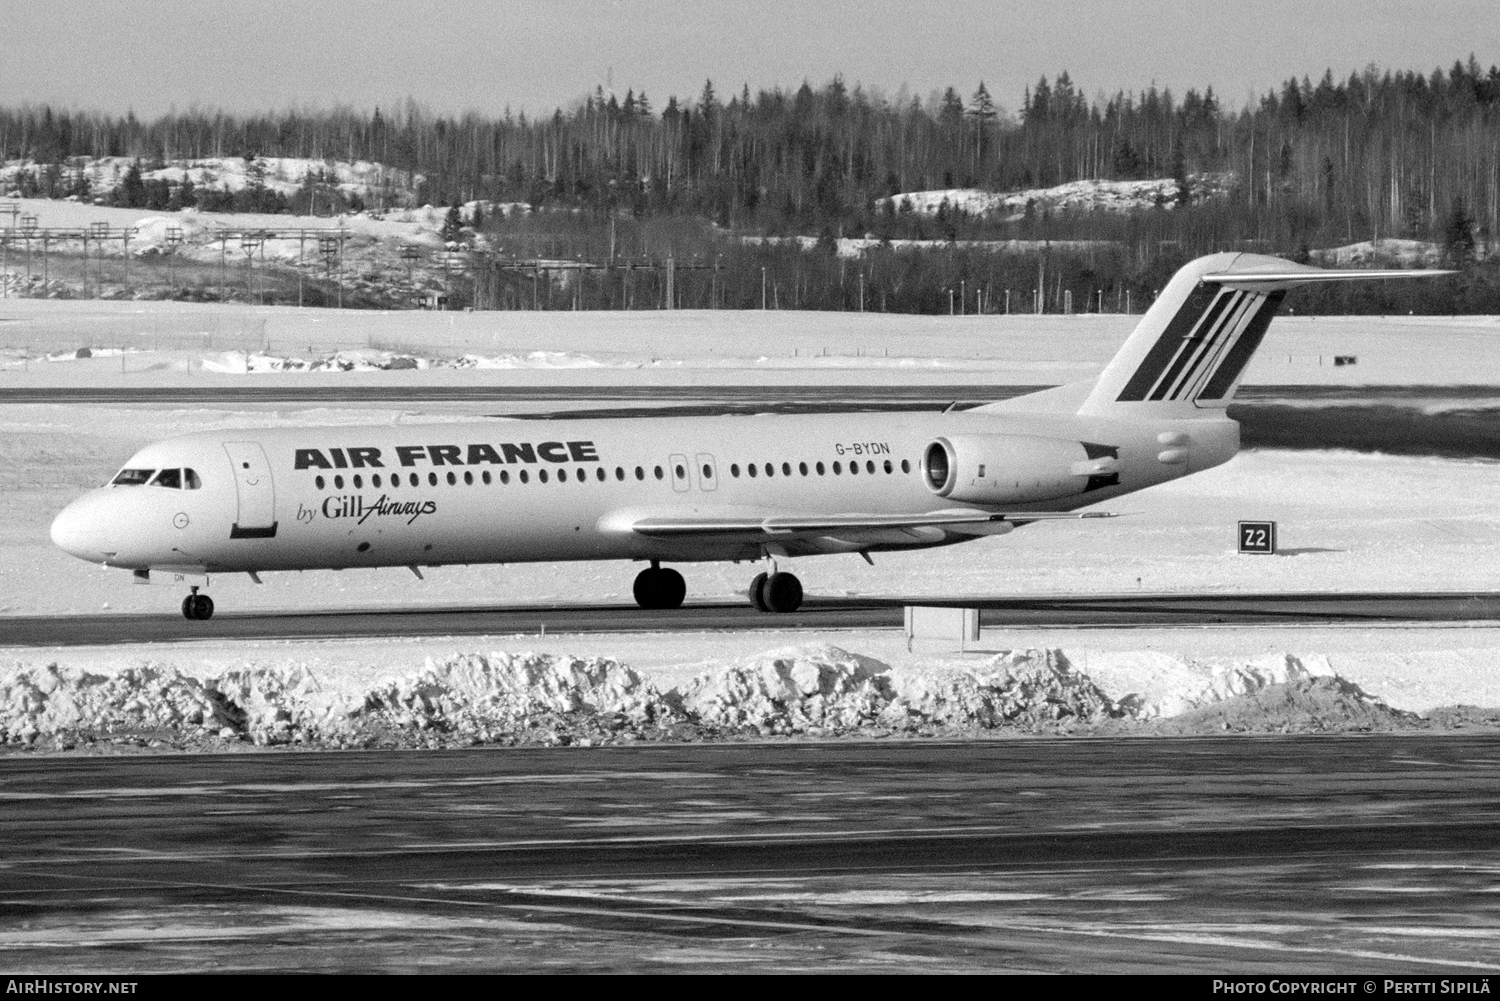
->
[119,159,146,207]
[441,202,463,243]
[1444,198,1478,268]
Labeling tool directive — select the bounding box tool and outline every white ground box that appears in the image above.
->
[905,606,981,652]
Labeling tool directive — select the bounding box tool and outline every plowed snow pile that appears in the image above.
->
[0,643,1473,752]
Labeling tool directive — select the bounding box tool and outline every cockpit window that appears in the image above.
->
[151,469,182,489]
[111,468,155,487]
[184,468,201,490]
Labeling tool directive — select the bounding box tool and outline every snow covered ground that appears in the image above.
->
[2,304,1498,388]
[4,304,1500,747]
[884,173,1237,219]
[744,234,1112,259]
[0,191,505,307]
[1,156,424,206]
[0,194,463,261]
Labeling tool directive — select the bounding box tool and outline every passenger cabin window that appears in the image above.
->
[112,468,155,487]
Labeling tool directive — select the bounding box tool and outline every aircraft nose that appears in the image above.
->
[51,492,116,563]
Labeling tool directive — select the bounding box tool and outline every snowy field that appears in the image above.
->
[2,303,1499,388]
[4,302,1500,746]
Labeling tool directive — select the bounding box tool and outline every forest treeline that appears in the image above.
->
[4,58,1500,312]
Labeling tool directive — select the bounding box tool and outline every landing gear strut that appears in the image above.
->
[181,586,214,621]
[749,570,803,613]
[633,562,686,610]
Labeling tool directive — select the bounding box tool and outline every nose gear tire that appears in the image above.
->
[181,594,214,620]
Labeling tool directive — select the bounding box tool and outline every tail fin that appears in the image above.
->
[1077,252,1451,416]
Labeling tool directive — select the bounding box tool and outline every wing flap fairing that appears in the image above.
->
[625,509,1114,537]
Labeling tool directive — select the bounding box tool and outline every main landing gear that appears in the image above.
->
[633,562,686,610]
[630,562,804,614]
[748,570,803,614]
[181,586,214,621]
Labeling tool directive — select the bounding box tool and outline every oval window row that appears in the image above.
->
[729,458,909,478]
[314,465,672,491]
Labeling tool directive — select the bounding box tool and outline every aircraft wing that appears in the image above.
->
[626,509,1115,537]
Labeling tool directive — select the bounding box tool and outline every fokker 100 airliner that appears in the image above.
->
[51,252,1446,620]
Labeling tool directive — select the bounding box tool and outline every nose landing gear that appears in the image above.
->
[181,586,214,621]
[632,562,686,610]
[748,570,803,613]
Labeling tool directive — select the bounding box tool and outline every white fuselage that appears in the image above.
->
[51,407,1239,576]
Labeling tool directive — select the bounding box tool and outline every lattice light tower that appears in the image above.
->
[19,215,37,284]
[165,227,184,291]
[318,235,342,308]
[442,251,467,309]
[240,231,264,302]
[87,221,110,296]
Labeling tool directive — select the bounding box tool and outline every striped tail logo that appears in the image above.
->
[1115,283,1286,404]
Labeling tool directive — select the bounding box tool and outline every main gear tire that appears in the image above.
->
[748,572,770,612]
[763,572,803,613]
[633,567,686,610]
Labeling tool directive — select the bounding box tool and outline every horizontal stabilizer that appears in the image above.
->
[1201,266,1454,287]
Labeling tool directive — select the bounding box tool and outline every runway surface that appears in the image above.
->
[8,591,1500,646]
[3,383,1497,404]
[0,383,1044,405]
[1,736,1496,972]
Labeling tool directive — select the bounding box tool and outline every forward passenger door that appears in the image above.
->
[223,441,277,538]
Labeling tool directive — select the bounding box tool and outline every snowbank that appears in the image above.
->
[0,644,1450,752]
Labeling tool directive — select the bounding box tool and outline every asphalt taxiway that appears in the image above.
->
[7,591,1500,645]
[1,736,1495,972]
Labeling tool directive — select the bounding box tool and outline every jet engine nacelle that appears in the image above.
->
[923,434,1106,505]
